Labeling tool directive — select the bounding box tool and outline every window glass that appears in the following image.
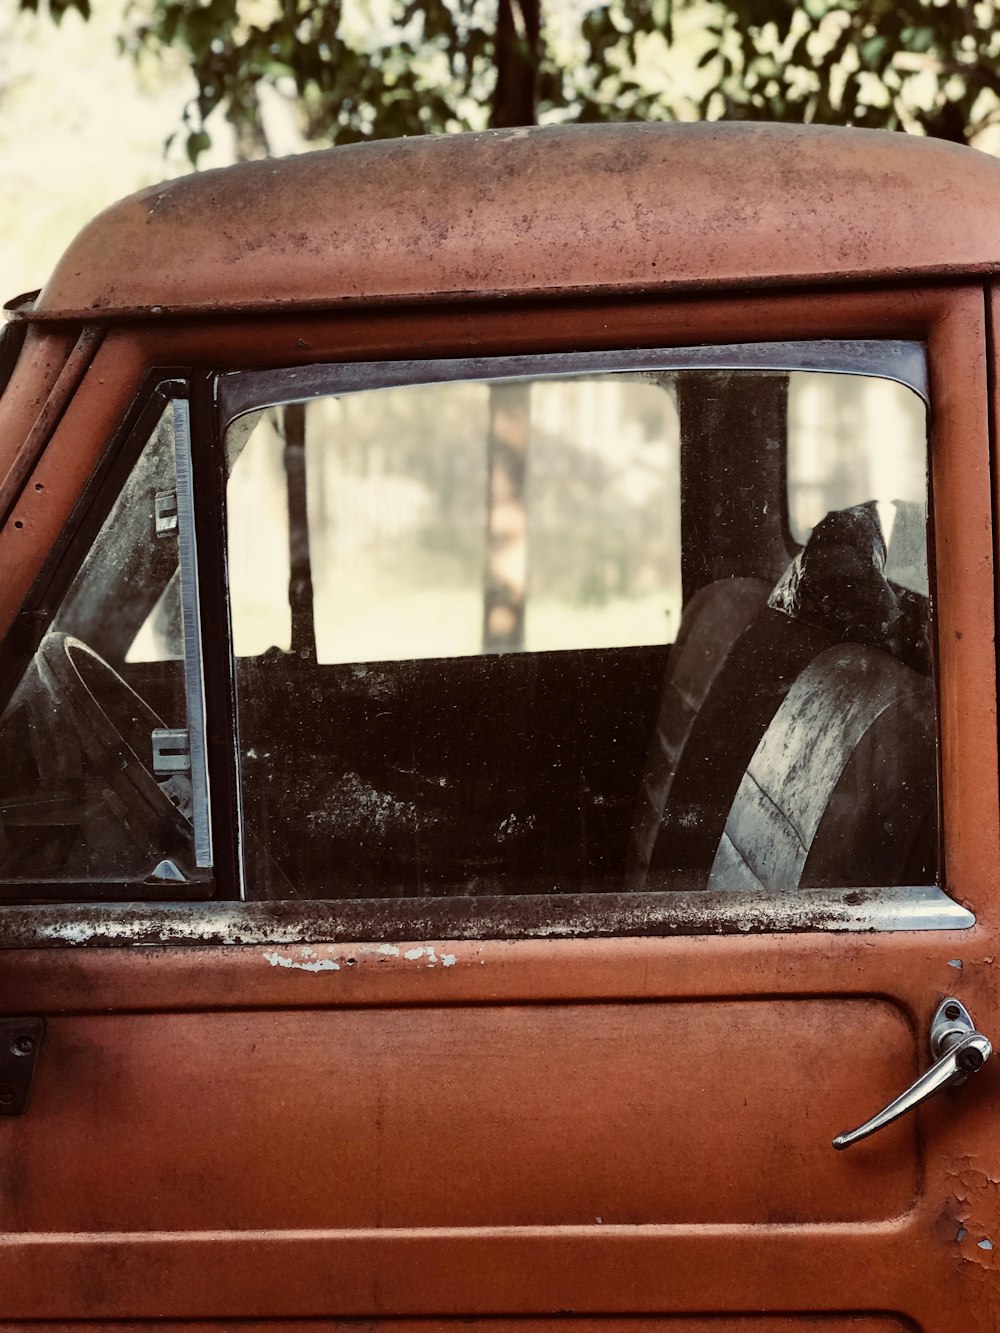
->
[227,378,681,663]
[225,362,935,905]
[787,373,928,593]
[0,403,208,891]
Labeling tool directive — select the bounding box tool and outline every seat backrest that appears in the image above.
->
[708,643,935,891]
[625,576,771,888]
[641,605,843,888]
[629,501,932,892]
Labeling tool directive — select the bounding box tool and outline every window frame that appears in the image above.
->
[0,376,217,903]
[0,282,990,946]
[212,337,966,935]
[218,339,930,427]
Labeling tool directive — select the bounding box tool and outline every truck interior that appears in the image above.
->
[0,356,937,906]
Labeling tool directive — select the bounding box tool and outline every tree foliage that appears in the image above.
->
[697,0,1000,143]
[17,0,1000,159]
[18,0,674,161]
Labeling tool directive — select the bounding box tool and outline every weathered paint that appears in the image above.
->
[0,887,972,950]
[19,122,1000,324]
[0,134,996,1326]
[260,944,456,972]
[0,325,101,525]
[262,949,341,973]
[0,1319,920,1331]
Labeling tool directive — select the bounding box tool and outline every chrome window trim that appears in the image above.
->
[218,339,929,429]
[172,399,214,869]
[0,884,972,947]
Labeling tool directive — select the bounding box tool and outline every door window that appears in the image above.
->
[0,396,212,894]
[220,345,940,913]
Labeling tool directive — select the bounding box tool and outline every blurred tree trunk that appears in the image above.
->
[283,402,317,662]
[491,0,541,129]
[232,110,270,163]
[235,99,316,663]
[482,383,530,652]
[482,0,540,654]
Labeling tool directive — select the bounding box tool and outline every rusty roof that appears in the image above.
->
[22,121,1000,322]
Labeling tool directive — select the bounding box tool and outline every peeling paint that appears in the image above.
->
[401,945,455,966]
[945,1155,1000,1311]
[262,949,341,973]
[256,942,463,973]
[948,958,964,969]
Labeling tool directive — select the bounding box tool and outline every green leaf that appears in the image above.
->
[186,128,212,165]
[860,34,889,69]
[907,25,938,54]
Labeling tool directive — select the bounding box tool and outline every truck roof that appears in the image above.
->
[20,120,1000,323]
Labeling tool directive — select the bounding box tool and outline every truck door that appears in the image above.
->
[0,285,996,1331]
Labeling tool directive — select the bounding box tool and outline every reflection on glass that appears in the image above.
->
[225,363,935,905]
[226,377,682,663]
[787,373,928,593]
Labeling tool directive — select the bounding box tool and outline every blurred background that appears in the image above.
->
[5,0,1000,303]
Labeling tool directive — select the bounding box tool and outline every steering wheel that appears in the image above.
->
[33,631,193,873]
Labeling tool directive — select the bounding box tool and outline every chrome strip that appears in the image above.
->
[171,399,213,868]
[0,885,971,948]
[219,340,928,428]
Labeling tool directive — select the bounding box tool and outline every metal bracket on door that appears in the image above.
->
[0,1018,44,1115]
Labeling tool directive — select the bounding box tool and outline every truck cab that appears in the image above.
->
[0,120,997,1329]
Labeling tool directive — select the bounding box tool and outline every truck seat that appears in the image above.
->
[625,576,772,888]
[709,643,935,890]
[630,501,933,892]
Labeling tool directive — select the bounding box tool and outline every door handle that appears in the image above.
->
[833,997,991,1150]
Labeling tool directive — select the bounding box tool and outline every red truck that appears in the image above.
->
[0,120,995,1328]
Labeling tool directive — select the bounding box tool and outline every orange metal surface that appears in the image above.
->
[0,1321,915,1331]
[0,1000,917,1232]
[0,325,100,524]
[0,331,149,640]
[0,325,80,504]
[0,133,997,1324]
[20,122,1000,323]
[0,268,994,1319]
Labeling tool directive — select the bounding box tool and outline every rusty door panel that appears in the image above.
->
[0,1320,916,1332]
[1,999,914,1232]
[0,285,991,1326]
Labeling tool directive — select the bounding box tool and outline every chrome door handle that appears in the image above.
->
[833,997,991,1151]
